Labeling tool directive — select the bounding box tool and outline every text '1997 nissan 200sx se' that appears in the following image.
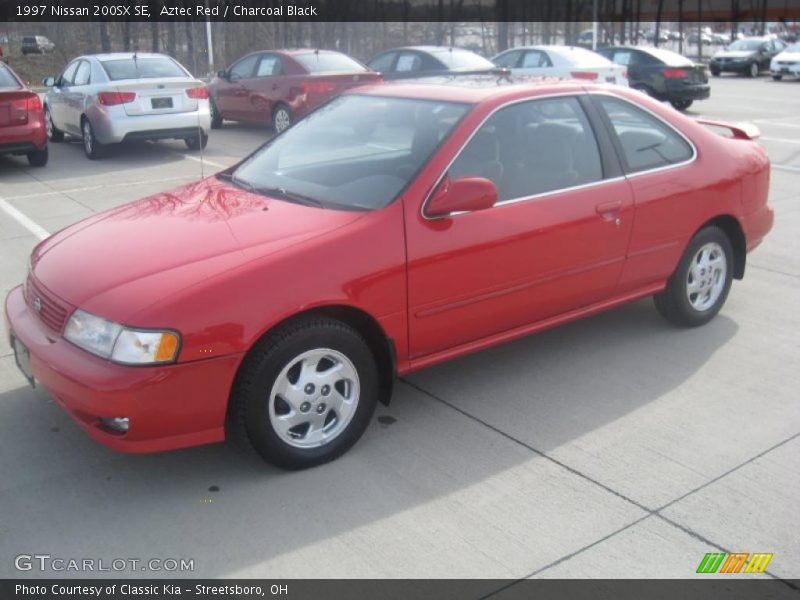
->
[5,76,773,469]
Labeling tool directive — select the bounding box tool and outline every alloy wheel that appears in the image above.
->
[686,242,727,312]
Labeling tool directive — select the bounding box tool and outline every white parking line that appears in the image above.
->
[773,164,800,173]
[181,154,229,170]
[760,136,800,145]
[0,195,49,240]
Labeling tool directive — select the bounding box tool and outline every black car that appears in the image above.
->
[709,37,786,77]
[366,46,499,80]
[21,35,55,55]
[595,46,709,111]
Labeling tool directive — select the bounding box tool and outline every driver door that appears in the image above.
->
[216,54,259,119]
[49,60,78,131]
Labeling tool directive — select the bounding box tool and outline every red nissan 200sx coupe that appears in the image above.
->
[5,77,773,469]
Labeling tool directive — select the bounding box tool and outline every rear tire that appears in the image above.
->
[228,317,379,470]
[748,62,759,78]
[45,106,63,142]
[710,68,720,77]
[184,132,208,151]
[670,99,693,111]
[654,226,733,328]
[209,97,223,129]
[26,147,48,167]
[273,104,292,134]
[81,118,106,160]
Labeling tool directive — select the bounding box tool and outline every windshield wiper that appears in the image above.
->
[252,186,325,208]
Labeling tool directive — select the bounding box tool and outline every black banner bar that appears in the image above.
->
[3,579,800,600]
[3,0,800,22]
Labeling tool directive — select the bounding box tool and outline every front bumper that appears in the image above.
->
[710,60,752,73]
[87,103,211,145]
[743,204,775,253]
[5,286,243,453]
[772,64,800,77]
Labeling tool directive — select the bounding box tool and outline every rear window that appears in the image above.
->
[22,37,35,44]
[433,49,495,70]
[0,65,21,88]
[294,52,367,73]
[101,57,188,81]
[644,48,694,66]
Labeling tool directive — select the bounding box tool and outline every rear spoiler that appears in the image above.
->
[694,118,760,140]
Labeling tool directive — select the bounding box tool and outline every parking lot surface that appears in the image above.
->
[1,76,798,582]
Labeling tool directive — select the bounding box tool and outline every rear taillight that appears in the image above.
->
[570,71,599,81]
[27,94,42,113]
[97,91,137,106]
[303,81,336,94]
[185,86,209,99]
[663,68,688,79]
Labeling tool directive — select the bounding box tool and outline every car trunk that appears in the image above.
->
[0,90,36,127]
[571,65,628,86]
[105,78,203,116]
[664,65,709,88]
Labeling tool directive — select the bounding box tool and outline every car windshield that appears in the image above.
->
[228,95,470,211]
[101,57,188,81]
[294,52,367,73]
[433,49,495,70]
[727,40,763,51]
[0,65,21,89]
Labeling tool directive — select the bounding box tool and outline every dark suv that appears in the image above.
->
[595,46,709,111]
[21,36,55,55]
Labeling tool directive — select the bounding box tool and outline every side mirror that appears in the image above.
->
[42,76,55,87]
[426,176,498,218]
[216,69,228,79]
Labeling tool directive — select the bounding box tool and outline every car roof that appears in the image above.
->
[88,52,174,62]
[348,75,595,104]
[385,46,480,55]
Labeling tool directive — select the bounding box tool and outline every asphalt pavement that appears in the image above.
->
[0,75,798,582]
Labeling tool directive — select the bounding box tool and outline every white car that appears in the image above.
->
[771,41,800,80]
[42,53,211,160]
[492,45,628,86]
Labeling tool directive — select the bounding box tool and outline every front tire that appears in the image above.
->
[654,226,733,327]
[772,74,783,81]
[273,104,292,134]
[81,118,106,160]
[209,97,223,129]
[27,146,48,167]
[228,317,379,470]
[45,106,64,142]
[710,68,720,77]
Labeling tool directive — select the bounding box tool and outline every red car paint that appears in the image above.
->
[208,49,382,127]
[5,80,773,453]
[0,62,47,158]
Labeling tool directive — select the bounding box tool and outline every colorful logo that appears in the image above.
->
[696,552,773,574]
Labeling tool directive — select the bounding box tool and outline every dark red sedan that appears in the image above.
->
[0,62,48,166]
[208,49,381,133]
[5,77,772,469]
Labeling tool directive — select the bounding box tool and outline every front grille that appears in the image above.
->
[26,275,70,332]
[778,61,797,66]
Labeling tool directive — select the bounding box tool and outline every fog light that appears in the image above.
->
[100,417,129,433]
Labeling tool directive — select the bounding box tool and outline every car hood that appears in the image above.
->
[773,51,800,61]
[713,50,756,59]
[31,177,365,314]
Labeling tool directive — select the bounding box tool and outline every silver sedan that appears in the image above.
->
[42,52,211,159]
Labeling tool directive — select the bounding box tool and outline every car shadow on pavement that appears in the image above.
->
[0,299,738,578]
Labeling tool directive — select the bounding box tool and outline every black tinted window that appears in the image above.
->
[493,50,522,68]
[450,96,603,201]
[596,96,693,173]
[368,52,396,72]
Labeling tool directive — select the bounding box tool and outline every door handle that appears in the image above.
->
[596,200,623,227]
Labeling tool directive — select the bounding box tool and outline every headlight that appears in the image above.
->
[64,309,180,365]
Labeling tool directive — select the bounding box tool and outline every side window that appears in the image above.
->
[493,50,522,68]
[59,61,79,86]
[596,96,693,173]
[229,54,259,80]
[256,54,281,77]
[612,51,635,66]
[521,50,551,68]
[395,52,422,73]
[449,96,603,202]
[367,52,396,73]
[73,60,91,86]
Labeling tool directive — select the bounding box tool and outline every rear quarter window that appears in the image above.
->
[595,96,693,173]
[0,65,21,88]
